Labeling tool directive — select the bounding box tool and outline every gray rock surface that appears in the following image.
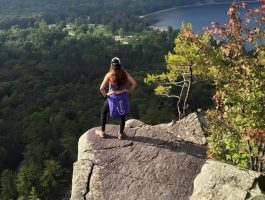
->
[167,112,207,145]
[71,160,94,200]
[71,113,265,200]
[190,160,265,200]
[71,113,207,200]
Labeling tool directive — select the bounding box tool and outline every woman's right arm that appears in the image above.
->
[99,73,110,97]
[126,72,137,94]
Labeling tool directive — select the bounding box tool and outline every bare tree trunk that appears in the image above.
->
[177,79,185,120]
[247,140,255,170]
[182,64,193,118]
[258,143,265,172]
[177,96,182,120]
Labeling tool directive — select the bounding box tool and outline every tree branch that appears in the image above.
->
[160,81,186,87]
[162,94,180,99]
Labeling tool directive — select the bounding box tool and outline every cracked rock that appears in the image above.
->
[71,113,265,200]
[70,113,207,200]
[167,112,207,145]
[71,160,94,200]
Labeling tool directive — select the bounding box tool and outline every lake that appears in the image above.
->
[142,1,259,33]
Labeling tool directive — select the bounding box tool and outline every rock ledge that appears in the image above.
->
[71,113,265,200]
[71,113,207,200]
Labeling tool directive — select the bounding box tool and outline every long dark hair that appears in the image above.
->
[109,61,127,89]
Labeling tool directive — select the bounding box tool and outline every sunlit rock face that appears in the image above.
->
[70,113,265,200]
[71,113,207,200]
[190,160,265,200]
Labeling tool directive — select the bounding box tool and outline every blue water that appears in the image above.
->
[146,2,259,33]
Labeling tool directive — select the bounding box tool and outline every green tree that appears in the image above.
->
[0,169,16,200]
[16,161,41,199]
[205,2,265,171]
[117,27,125,36]
[40,160,62,196]
[145,23,212,119]
[28,187,40,200]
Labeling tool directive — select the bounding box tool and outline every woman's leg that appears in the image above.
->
[119,115,126,134]
[101,100,109,132]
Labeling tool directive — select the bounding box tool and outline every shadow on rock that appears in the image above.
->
[125,135,206,159]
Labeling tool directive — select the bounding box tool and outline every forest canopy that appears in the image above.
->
[0,0,256,199]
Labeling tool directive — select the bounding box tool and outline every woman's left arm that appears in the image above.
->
[126,72,137,94]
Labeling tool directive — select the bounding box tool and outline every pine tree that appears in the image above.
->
[40,160,62,196]
[145,23,212,119]
[28,187,40,200]
[16,161,41,199]
[0,169,16,200]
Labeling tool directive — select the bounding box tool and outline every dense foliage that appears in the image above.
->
[0,17,181,199]
[145,23,214,119]
[0,0,194,197]
[2,0,263,199]
[0,0,184,32]
[205,2,265,171]
[0,0,196,22]
[146,1,265,172]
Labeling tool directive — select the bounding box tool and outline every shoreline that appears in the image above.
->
[139,0,257,19]
[139,7,176,19]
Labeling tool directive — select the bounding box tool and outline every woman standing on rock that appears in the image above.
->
[95,57,137,140]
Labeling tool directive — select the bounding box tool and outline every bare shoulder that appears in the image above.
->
[102,72,111,82]
[125,71,131,77]
[105,72,111,78]
[125,71,137,84]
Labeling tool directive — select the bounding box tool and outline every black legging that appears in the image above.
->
[101,100,126,133]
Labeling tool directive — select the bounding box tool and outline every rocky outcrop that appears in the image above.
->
[71,113,207,200]
[166,112,207,145]
[190,160,265,200]
[71,112,265,200]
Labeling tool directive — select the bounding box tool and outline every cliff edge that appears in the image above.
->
[70,113,265,200]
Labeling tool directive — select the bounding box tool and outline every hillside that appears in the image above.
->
[0,0,239,26]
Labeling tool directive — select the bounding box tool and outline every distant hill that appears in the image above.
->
[0,0,240,23]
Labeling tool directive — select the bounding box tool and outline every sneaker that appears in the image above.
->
[95,130,105,138]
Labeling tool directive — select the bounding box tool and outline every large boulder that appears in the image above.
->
[190,160,265,200]
[166,112,207,145]
[71,113,207,200]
